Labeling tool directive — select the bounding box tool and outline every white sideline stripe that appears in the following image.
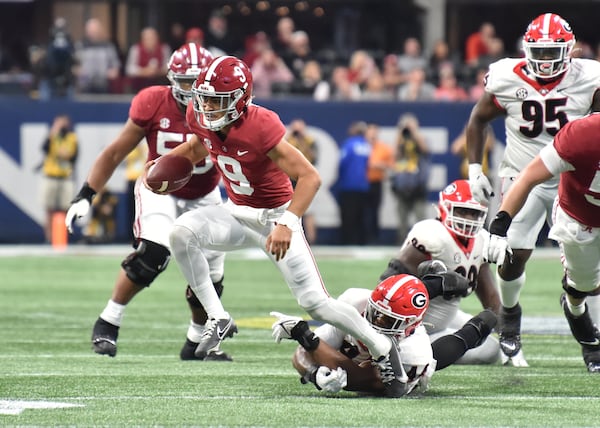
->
[0,400,84,415]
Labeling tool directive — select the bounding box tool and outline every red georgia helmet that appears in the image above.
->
[167,43,214,106]
[438,180,488,238]
[192,55,253,131]
[522,13,575,79]
[365,274,429,339]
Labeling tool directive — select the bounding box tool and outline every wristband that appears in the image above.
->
[468,163,483,180]
[489,211,512,237]
[277,210,300,229]
[73,182,97,204]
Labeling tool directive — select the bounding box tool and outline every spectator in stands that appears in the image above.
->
[334,121,371,245]
[427,39,462,86]
[434,67,468,102]
[366,123,394,244]
[468,66,488,102]
[84,188,119,244]
[465,22,495,67]
[474,37,505,71]
[397,66,435,101]
[272,16,295,56]
[450,123,495,180]
[75,18,121,94]
[347,50,378,90]
[290,59,330,101]
[40,114,78,242]
[204,9,238,56]
[329,66,361,101]
[125,27,171,93]
[286,118,319,244]
[185,27,204,46]
[282,30,314,81]
[361,71,394,101]
[168,22,186,51]
[381,54,403,98]
[242,31,270,68]
[250,47,294,98]
[397,37,427,79]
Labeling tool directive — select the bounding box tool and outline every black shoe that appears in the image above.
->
[91,318,119,357]
[561,293,600,372]
[499,304,523,358]
[180,338,233,361]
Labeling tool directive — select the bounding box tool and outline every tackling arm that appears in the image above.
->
[465,92,503,165]
[474,263,501,314]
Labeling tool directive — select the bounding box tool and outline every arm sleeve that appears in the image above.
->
[539,144,573,175]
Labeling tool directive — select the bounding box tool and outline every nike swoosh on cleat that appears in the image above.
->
[216,323,232,339]
[580,339,600,346]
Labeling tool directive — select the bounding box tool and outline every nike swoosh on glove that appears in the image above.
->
[65,199,90,233]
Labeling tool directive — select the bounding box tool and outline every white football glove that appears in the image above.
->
[315,366,347,393]
[468,163,494,205]
[65,199,91,233]
[484,233,513,267]
[269,311,303,343]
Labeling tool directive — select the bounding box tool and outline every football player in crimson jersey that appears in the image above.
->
[377,180,502,366]
[147,55,400,374]
[271,269,497,397]
[487,112,600,373]
[65,43,232,361]
[466,13,600,366]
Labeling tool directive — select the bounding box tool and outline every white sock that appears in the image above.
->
[497,272,525,308]
[586,294,600,326]
[99,300,126,326]
[567,299,586,317]
[187,321,205,343]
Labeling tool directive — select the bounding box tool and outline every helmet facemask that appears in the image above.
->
[523,39,574,79]
[365,298,422,339]
[193,85,247,131]
[441,202,488,238]
[168,71,200,107]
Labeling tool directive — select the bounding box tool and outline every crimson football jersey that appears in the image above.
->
[129,86,220,200]
[186,103,293,208]
[552,113,600,227]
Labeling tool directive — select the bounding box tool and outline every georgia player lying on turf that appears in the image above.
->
[466,13,600,367]
[379,180,503,366]
[65,43,231,361]
[271,266,496,397]
[145,55,402,375]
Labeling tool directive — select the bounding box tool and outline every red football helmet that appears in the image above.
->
[365,274,429,339]
[192,55,253,131]
[167,43,214,107]
[438,180,488,238]
[522,13,575,79]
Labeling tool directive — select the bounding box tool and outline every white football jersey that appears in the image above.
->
[486,58,600,180]
[403,219,488,332]
[314,288,435,395]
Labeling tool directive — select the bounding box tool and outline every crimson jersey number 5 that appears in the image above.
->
[520,98,568,138]
[156,131,214,174]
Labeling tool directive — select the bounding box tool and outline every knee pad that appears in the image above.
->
[121,239,170,287]
[562,274,590,299]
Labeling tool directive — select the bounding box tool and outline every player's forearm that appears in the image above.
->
[287,171,320,217]
[170,138,208,164]
[465,118,487,164]
[86,148,126,192]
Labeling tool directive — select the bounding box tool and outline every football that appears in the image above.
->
[146,155,194,193]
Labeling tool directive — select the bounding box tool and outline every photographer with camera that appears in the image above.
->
[390,113,430,244]
[40,114,78,243]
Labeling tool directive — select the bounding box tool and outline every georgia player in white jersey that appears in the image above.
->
[466,13,600,366]
[378,180,502,365]
[148,56,401,378]
[487,112,600,372]
[65,43,230,361]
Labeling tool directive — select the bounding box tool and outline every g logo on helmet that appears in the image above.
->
[412,292,428,309]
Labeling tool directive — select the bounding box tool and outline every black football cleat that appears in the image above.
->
[91,317,119,357]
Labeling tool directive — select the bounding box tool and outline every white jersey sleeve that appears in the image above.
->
[485,58,600,179]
